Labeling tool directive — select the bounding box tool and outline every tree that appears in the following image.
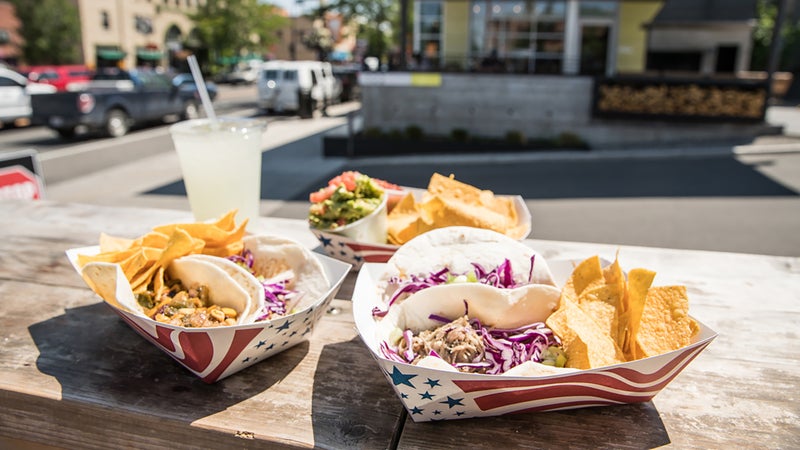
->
[10,0,81,65]
[302,19,334,61]
[190,0,287,71]
[323,0,399,61]
[751,0,800,72]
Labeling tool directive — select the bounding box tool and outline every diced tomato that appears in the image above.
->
[309,185,337,203]
[328,171,359,191]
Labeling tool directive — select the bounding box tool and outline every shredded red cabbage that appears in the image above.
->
[229,249,301,321]
[373,255,537,318]
[381,317,561,375]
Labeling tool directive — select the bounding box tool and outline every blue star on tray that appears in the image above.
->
[419,391,434,400]
[455,411,465,416]
[264,343,274,351]
[319,236,332,247]
[440,396,465,408]
[410,406,423,415]
[339,241,347,247]
[432,410,442,415]
[242,356,250,363]
[276,320,293,332]
[354,255,363,263]
[255,340,268,349]
[424,378,441,388]
[388,366,417,388]
[400,393,408,399]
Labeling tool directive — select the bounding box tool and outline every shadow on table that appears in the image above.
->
[312,336,404,449]
[29,302,307,422]
[310,336,670,448]
[399,401,670,448]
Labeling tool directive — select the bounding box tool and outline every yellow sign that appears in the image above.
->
[410,73,442,87]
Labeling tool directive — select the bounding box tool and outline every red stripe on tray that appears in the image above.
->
[472,384,656,411]
[454,344,706,394]
[201,327,262,383]
[346,242,398,253]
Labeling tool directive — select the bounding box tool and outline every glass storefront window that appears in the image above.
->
[579,1,616,18]
[469,0,566,74]
[416,0,443,69]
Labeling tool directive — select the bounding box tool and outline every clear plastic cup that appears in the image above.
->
[169,117,266,224]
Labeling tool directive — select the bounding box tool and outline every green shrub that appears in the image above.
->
[555,132,588,149]
[362,127,383,138]
[450,128,469,142]
[405,125,424,140]
[505,130,526,145]
[387,128,405,140]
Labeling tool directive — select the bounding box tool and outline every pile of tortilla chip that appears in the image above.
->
[545,255,700,370]
[387,173,523,245]
[76,210,247,294]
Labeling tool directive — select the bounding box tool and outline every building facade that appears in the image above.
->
[411,0,756,77]
[75,0,198,70]
[0,1,23,66]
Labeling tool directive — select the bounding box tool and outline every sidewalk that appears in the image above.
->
[46,103,800,209]
[43,103,800,256]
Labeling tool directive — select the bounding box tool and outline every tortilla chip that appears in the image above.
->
[427,173,517,220]
[99,233,134,253]
[634,286,698,358]
[384,173,522,245]
[621,268,656,359]
[560,256,604,308]
[577,284,623,344]
[387,193,420,245]
[131,231,171,249]
[545,298,625,370]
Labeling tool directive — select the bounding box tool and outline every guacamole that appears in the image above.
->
[309,173,385,229]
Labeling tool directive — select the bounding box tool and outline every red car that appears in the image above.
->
[23,65,93,92]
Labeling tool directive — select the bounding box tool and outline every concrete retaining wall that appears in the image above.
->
[359,72,778,149]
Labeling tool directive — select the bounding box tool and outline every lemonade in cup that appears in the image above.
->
[169,117,266,223]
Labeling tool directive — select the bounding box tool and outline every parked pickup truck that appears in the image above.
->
[31,67,204,138]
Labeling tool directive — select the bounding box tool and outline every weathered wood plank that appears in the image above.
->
[2,201,799,449]
[0,280,402,449]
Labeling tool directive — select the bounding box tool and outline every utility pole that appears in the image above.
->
[399,0,408,69]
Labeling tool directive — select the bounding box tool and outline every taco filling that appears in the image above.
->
[136,278,239,327]
[228,248,303,321]
[374,256,537,318]
[382,314,565,375]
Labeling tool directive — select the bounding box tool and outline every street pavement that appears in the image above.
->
[43,89,800,257]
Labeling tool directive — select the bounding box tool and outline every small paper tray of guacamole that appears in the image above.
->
[311,191,532,270]
[65,245,350,383]
[352,262,717,422]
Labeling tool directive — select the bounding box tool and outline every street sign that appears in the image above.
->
[0,149,45,200]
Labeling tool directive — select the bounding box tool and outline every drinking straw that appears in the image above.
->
[187,54,218,124]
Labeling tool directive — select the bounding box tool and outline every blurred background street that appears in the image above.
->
[2,83,798,256]
[1,0,799,257]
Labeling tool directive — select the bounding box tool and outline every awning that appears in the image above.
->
[97,49,127,60]
[136,49,163,61]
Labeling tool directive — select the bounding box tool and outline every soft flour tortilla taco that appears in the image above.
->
[225,235,330,321]
[375,226,556,316]
[81,254,265,327]
[377,282,573,375]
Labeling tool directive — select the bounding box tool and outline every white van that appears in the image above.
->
[257,60,340,116]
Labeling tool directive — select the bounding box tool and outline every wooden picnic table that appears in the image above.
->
[0,201,797,449]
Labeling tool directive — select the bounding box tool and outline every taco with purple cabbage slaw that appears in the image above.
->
[372,227,572,375]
